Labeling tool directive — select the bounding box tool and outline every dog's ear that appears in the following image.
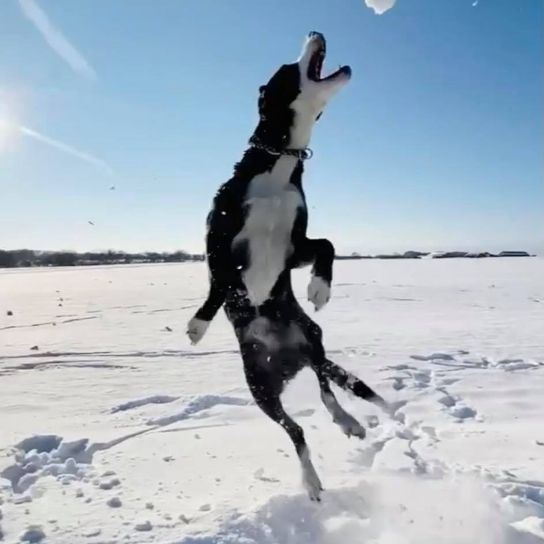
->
[258,85,267,120]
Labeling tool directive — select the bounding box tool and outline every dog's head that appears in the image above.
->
[255,32,351,150]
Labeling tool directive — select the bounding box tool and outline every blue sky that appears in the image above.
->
[0,0,542,254]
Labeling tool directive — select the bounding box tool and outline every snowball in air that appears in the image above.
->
[365,0,397,15]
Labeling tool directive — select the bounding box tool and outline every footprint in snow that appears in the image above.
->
[450,404,478,420]
[20,526,46,543]
[411,353,455,362]
[254,468,279,483]
[134,520,152,532]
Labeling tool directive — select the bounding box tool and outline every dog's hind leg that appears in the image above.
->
[315,371,367,440]
[242,342,323,501]
[320,358,399,415]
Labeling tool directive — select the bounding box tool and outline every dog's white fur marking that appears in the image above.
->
[289,95,318,149]
[346,373,359,388]
[299,445,322,501]
[321,391,366,439]
[232,35,350,308]
[233,158,303,306]
[291,35,351,149]
[187,317,210,345]
[307,275,330,311]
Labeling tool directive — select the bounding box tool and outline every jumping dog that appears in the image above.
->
[187,32,393,501]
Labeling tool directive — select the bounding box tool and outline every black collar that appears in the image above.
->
[249,136,313,161]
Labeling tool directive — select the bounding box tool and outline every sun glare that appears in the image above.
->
[0,91,24,153]
[0,118,19,153]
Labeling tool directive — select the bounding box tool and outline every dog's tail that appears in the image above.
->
[320,359,392,413]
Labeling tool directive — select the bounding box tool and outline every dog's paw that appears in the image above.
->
[302,466,323,502]
[307,276,331,311]
[336,413,367,440]
[186,317,210,345]
[342,421,367,440]
[300,446,323,502]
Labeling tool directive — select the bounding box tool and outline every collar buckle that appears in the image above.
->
[250,138,314,161]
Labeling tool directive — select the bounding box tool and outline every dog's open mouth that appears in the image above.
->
[307,35,351,82]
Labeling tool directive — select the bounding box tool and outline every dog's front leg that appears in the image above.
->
[187,280,224,344]
[289,209,335,311]
[187,182,243,344]
[302,238,335,311]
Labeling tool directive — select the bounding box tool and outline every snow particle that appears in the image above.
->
[145,502,154,510]
[6,310,13,316]
[199,503,211,512]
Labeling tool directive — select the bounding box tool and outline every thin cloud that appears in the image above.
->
[20,125,114,176]
[17,0,96,80]
[365,0,397,15]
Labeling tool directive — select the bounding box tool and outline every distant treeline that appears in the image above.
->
[0,249,205,268]
[337,250,533,260]
[0,248,535,269]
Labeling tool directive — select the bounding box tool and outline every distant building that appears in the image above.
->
[375,253,405,259]
[498,251,530,257]
[403,251,429,259]
[432,251,468,259]
[466,252,493,258]
[335,253,372,260]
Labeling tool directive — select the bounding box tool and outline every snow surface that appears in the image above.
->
[1,258,543,543]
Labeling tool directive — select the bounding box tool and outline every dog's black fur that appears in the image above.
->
[187,32,390,501]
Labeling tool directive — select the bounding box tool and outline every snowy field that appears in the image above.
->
[1,258,543,544]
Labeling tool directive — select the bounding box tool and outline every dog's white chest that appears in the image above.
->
[234,164,303,306]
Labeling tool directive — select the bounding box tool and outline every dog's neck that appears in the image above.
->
[234,111,315,181]
[289,99,318,149]
[254,109,316,151]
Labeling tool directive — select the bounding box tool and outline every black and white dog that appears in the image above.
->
[187,32,392,501]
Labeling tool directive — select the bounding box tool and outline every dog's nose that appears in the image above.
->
[308,31,324,41]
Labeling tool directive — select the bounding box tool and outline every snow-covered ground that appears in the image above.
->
[1,258,543,543]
